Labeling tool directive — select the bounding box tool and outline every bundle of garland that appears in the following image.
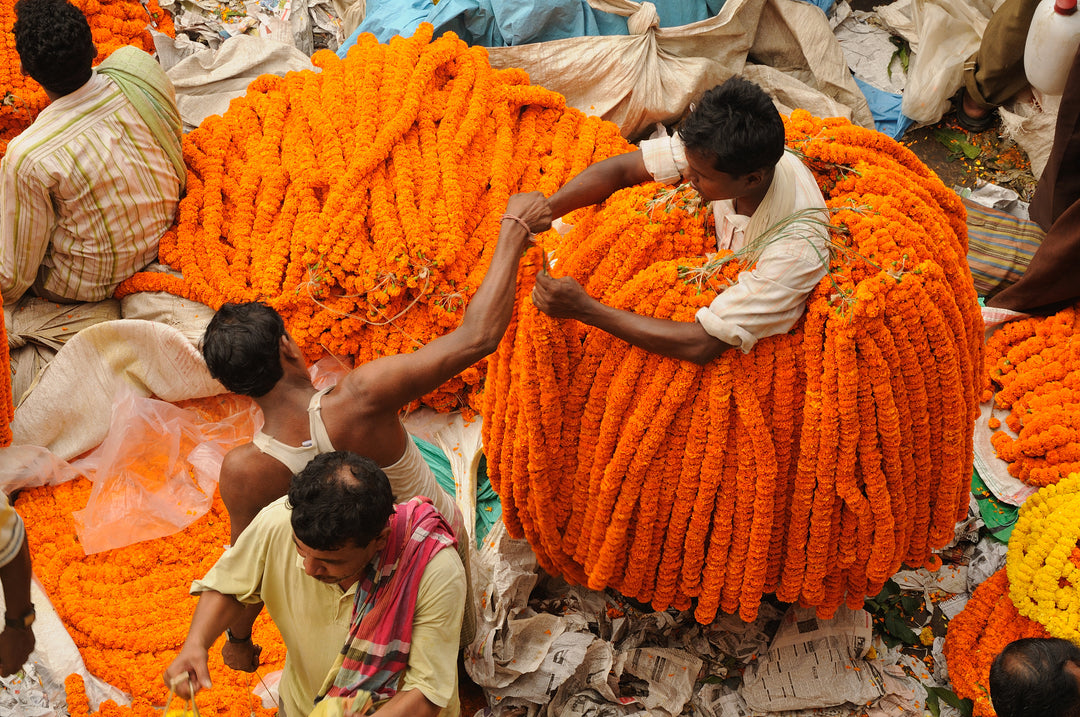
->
[942,568,1050,717]
[0,0,173,157]
[116,25,630,413]
[943,473,1080,716]
[16,396,285,717]
[983,305,1080,486]
[483,111,982,623]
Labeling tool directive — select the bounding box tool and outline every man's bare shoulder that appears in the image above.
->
[219,443,292,511]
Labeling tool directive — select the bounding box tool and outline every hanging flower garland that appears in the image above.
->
[115,25,630,415]
[943,568,1051,717]
[482,111,982,623]
[0,0,173,158]
[983,305,1080,486]
[15,397,285,717]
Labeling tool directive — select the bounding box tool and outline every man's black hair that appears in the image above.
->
[201,302,288,398]
[990,637,1080,717]
[288,452,395,551]
[14,0,95,97]
[677,76,785,178]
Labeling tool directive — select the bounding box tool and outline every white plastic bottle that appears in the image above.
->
[1024,0,1080,96]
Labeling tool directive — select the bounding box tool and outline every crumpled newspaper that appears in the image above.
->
[466,520,936,717]
[0,663,56,717]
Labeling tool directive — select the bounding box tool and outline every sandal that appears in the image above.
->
[952,88,997,133]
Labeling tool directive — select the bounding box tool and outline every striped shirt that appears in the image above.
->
[640,134,828,352]
[0,494,26,569]
[0,71,181,304]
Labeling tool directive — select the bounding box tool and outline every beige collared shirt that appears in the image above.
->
[0,70,180,304]
[639,134,828,352]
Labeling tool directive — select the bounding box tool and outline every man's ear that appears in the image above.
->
[743,168,767,190]
[374,524,392,550]
[280,333,302,361]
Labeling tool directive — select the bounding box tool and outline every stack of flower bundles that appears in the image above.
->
[113,24,982,623]
[482,112,982,623]
[116,25,631,412]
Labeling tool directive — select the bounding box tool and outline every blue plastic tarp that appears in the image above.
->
[854,76,914,140]
[339,0,727,56]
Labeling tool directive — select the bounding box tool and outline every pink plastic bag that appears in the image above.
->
[71,390,259,554]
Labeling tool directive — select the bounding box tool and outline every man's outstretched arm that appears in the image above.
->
[340,191,549,413]
[531,271,730,365]
[546,150,652,221]
[164,590,249,697]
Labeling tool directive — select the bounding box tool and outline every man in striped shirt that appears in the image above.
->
[0,0,183,305]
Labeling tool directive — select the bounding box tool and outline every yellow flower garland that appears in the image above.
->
[1006,472,1080,640]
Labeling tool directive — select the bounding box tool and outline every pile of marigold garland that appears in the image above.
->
[983,304,1080,486]
[0,0,173,157]
[943,473,1080,716]
[482,110,982,623]
[116,24,629,413]
[16,397,284,717]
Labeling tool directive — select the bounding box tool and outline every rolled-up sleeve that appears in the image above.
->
[638,134,688,184]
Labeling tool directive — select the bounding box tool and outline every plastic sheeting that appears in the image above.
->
[338,0,728,51]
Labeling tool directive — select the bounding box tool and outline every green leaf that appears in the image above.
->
[925,686,974,717]
[884,614,920,645]
[933,129,982,159]
[887,36,911,79]
[926,689,941,717]
[900,594,921,615]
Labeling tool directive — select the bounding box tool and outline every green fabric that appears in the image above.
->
[96,46,186,193]
[972,470,1018,543]
[412,436,502,548]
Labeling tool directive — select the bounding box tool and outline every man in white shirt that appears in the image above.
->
[532,77,828,364]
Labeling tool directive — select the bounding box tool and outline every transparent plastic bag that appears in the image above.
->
[71,391,258,554]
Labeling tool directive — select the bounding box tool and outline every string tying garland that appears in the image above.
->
[115,24,630,415]
[983,305,1080,486]
[15,397,285,717]
[0,0,173,158]
[482,111,982,623]
[943,568,1050,717]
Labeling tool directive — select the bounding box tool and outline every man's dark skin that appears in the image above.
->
[532,147,773,365]
[217,192,551,672]
[0,539,35,676]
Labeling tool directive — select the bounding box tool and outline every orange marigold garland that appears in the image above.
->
[0,0,173,158]
[483,111,982,622]
[983,305,1080,487]
[943,568,1050,717]
[17,397,284,717]
[115,25,631,414]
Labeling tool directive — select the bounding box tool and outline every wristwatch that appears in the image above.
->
[5,604,35,630]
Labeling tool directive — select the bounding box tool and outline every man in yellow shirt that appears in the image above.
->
[163,452,465,717]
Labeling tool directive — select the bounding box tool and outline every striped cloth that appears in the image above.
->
[0,48,181,304]
[964,197,1043,299]
[319,497,457,703]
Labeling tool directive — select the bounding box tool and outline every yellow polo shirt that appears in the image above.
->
[191,497,464,717]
